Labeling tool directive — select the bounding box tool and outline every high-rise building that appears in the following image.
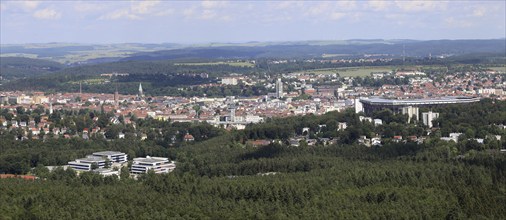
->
[422,111,439,128]
[275,78,283,98]
[401,106,419,123]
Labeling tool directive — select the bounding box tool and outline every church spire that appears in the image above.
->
[138,83,144,97]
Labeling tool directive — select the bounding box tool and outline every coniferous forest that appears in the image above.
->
[1,100,506,219]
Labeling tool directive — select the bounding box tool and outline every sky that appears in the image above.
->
[1,0,505,44]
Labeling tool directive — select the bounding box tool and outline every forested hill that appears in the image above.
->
[0,57,66,80]
[122,39,506,61]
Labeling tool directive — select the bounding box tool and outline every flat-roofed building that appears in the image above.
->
[68,155,107,171]
[130,156,176,174]
[360,96,480,114]
[93,168,120,177]
[92,151,128,163]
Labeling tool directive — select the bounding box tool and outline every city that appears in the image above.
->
[1,0,505,219]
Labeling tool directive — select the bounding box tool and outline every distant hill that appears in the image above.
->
[0,57,66,80]
[121,39,506,61]
[2,39,504,64]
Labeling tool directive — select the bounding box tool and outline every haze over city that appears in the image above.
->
[1,0,505,44]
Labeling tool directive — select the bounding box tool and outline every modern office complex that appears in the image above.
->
[92,151,128,163]
[68,155,108,171]
[130,156,176,174]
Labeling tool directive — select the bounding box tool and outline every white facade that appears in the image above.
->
[276,78,284,98]
[374,119,383,126]
[92,151,128,163]
[68,155,107,171]
[93,168,120,177]
[221,78,238,85]
[337,122,347,131]
[401,106,419,122]
[355,98,364,113]
[422,111,439,128]
[130,156,176,174]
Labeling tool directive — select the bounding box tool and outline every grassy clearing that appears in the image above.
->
[69,78,109,85]
[489,66,506,73]
[305,66,394,77]
[174,61,255,67]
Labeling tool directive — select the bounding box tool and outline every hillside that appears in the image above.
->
[0,57,66,80]
[122,39,506,61]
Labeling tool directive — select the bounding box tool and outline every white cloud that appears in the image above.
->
[74,2,106,12]
[367,1,390,11]
[335,1,357,10]
[330,12,346,20]
[395,1,447,12]
[0,2,6,11]
[3,1,40,12]
[201,1,228,9]
[21,1,40,11]
[99,1,171,20]
[99,9,140,20]
[33,8,61,20]
[131,1,160,14]
[306,2,331,16]
[445,17,473,28]
[472,7,486,17]
[182,2,232,21]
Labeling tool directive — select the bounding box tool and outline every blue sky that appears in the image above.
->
[1,0,505,44]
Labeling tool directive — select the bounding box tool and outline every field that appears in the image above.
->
[174,61,255,67]
[304,66,394,77]
[489,66,506,73]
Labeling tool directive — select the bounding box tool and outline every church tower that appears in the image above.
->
[138,83,144,98]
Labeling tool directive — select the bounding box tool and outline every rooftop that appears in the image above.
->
[133,156,169,163]
[360,96,481,106]
[92,151,126,156]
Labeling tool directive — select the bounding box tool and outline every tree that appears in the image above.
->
[91,162,99,170]
[120,166,130,180]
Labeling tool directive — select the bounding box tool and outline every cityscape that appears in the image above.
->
[1,0,505,219]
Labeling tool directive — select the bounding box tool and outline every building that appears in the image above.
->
[359,96,481,114]
[354,98,364,113]
[221,77,238,85]
[68,155,107,171]
[422,111,439,128]
[183,133,195,142]
[130,156,176,174]
[93,168,120,177]
[401,106,419,122]
[337,122,347,131]
[138,83,144,97]
[276,78,283,98]
[92,151,128,163]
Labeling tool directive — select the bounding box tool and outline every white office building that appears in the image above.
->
[422,111,440,128]
[93,168,120,177]
[92,151,128,163]
[68,155,107,171]
[130,156,176,174]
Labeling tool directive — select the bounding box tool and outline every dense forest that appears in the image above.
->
[0,57,65,80]
[1,100,505,218]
